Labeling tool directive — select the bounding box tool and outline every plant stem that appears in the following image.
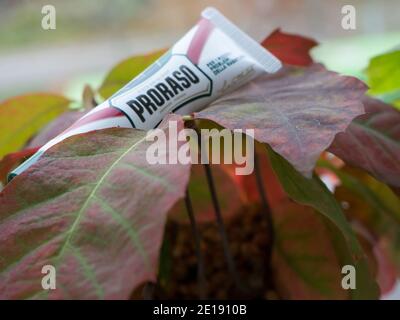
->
[188,120,242,292]
[253,152,275,284]
[184,189,206,299]
[203,162,243,291]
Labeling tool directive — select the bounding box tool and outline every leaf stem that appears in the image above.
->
[203,162,243,291]
[253,152,275,287]
[184,189,206,299]
[187,120,243,292]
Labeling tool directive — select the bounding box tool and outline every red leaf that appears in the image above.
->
[329,97,400,188]
[0,114,190,299]
[0,147,40,184]
[261,29,318,66]
[195,64,366,177]
[272,200,348,299]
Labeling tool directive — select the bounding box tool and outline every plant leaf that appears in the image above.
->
[323,163,400,226]
[366,50,400,96]
[0,94,70,158]
[273,200,348,299]
[334,184,400,293]
[261,29,318,66]
[0,114,191,299]
[327,164,400,284]
[82,85,98,110]
[373,238,398,295]
[267,147,380,299]
[26,111,85,148]
[98,49,166,99]
[329,97,400,188]
[195,64,366,177]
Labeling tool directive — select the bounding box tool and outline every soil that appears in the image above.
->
[146,204,279,299]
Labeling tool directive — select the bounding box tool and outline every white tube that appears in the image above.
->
[9,7,281,180]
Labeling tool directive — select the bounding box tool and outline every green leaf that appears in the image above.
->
[0,94,70,158]
[367,50,400,97]
[320,162,400,226]
[0,114,191,299]
[98,49,166,99]
[267,146,380,299]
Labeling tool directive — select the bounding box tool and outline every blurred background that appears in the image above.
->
[0,0,399,100]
